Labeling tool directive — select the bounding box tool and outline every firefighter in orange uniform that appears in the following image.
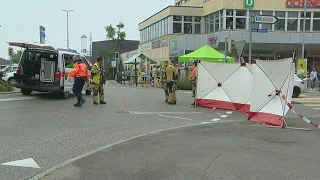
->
[189,60,199,106]
[71,55,89,107]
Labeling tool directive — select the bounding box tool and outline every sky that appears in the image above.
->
[0,0,173,59]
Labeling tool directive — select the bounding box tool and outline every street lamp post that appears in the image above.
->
[61,9,74,50]
[301,0,307,59]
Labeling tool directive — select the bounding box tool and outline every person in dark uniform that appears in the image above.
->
[71,55,89,107]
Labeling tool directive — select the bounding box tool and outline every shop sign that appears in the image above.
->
[244,0,254,8]
[286,0,320,8]
[161,38,168,47]
[171,40,178,51]
[169,51,180,57]
[126,50,139,59]
[151,38,168,49]
[152,40,161,49]
[208,36,218,44]
[297,59,307,77]
[141,43,152,52]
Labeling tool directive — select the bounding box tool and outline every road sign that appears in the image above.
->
[234,40,246,60]
[39,26,46,44]
[251,28,268,33]
[254,15,278,24]
[111,61,116,68]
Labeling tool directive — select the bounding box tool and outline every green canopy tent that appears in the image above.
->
[178,44,235,63]
[124,53,156,87]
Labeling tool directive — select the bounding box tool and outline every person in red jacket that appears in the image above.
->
[71,55,89,107]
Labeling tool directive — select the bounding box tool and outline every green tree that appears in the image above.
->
[11,51,22,64]
[99,49,115,80]
[105,22,126,71]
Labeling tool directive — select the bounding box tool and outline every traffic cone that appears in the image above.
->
[121,98,125,113]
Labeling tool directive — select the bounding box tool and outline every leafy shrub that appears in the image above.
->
[176,77,192,90]
[0,81,14,92]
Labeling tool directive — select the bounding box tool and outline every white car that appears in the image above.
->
[293,74,306,98]
[1,65,18,85]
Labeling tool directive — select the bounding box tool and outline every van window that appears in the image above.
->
[64,54,74,68]
[20,50,58,75]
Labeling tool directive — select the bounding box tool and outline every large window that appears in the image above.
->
[173,15,182,33]
[235,10,246,29]
[209,14,214,33]
[313,12,320,31]
[274,11,285,31]
[287,11,298,31]
[249,10,260,29]
[261,11,273,31]
[184,16,192,34]
[194,16,201,34]
[226,9,233,29]
[300,12,311,31]
[205,16,210,33]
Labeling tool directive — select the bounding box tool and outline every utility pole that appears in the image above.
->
[89,33,92,57]
[301,0,307,59]
[61,9,74,50]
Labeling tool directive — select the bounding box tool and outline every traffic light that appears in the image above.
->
[115,52,119,62]
[8,47,13,56]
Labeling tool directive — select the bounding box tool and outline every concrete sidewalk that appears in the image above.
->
[35,120,320,180]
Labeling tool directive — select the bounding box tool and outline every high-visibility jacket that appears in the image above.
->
[91,62,102,84]
[71,63,89,78]
[189,65,197,82]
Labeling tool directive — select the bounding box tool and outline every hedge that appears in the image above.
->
[0,81,14,92]
[176,77,192,90]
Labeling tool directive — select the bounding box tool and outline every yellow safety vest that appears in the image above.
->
[91,63,101,84]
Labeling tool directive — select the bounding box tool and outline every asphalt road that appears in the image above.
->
[0,82,238,180]
[0,82,320,180]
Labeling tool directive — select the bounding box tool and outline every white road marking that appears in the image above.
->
[158,114,192,121]
[212,107,216,110]
[30,119,242,180]
[121,87,126,88]
[220,115,228,118]
[211,118,221,122]
[1,158,40,169]
[226,111,233,114]
[184,91,192,94]
[217,113,221,115]
[129,111,203,115]
[0,97,37,102]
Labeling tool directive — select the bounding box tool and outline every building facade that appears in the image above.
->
[92,40,139,63]
[125,0,320,71]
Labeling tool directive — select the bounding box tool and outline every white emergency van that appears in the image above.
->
[7,42,92,98]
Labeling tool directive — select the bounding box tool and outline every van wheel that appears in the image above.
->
[293,86,301,98]
[8,78,17,85]
[21,88,32,95]
[59,91,69,99]
[85,90,91,95]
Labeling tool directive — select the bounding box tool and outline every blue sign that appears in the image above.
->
[251,28,268,33]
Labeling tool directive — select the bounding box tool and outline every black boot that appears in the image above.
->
[100,100,106,104]
[74,101,81,107]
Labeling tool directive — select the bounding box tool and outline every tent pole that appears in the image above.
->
[135,59,138,87]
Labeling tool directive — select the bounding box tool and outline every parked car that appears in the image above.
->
[293,74,305,98]
[2,65,18,85]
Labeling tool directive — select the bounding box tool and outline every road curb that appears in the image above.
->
[0,91,20,95]
[28,120,241,180]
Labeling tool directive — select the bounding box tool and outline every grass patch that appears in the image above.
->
[0,81,14,92]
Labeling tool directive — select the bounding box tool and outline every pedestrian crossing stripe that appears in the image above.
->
[304,104,320,107]
[294,98,320,101]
